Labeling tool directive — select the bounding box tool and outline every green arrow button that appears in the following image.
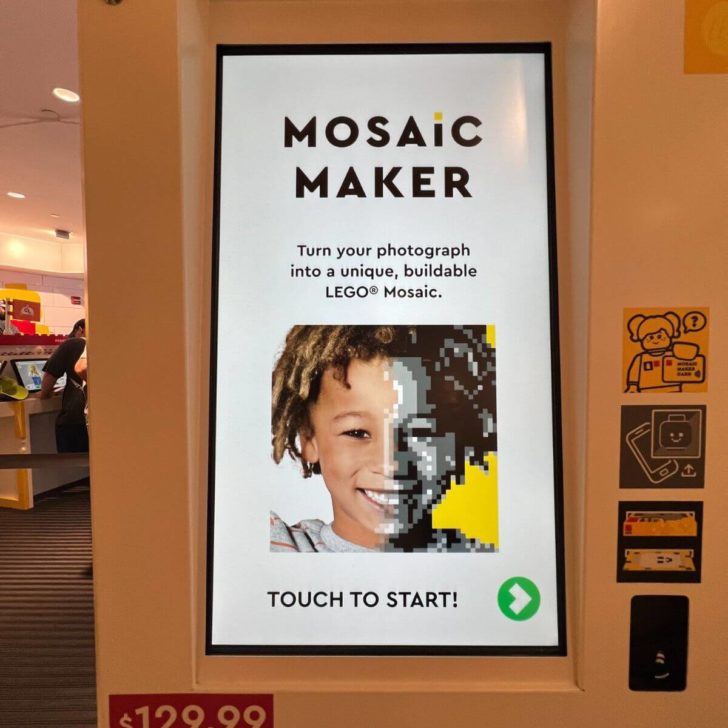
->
[497,576,541,621]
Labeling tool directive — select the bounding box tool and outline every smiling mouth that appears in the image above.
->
[359,489,400,508]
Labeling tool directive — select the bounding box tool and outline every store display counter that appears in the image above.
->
[0,396,89,509]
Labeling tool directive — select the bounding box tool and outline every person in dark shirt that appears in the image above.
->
[40,319,88,453]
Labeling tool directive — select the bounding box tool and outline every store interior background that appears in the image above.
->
[0,4,95,727]
[0,0,86,331]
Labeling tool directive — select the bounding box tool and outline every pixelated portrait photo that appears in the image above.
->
[270,325,498,553]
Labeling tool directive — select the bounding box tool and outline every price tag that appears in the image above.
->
[109,694,273,728]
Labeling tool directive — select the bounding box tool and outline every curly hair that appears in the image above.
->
[271,325,497,481]
[271,325,411,476]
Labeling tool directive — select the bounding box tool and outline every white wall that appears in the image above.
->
[0,230,85,276]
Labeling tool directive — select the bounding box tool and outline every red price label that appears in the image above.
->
[109,694,273,728]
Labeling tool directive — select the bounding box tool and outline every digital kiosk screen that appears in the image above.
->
[11,359,46,392]
[208,44,565,655]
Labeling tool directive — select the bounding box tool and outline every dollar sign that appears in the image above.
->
[119,713,134,728]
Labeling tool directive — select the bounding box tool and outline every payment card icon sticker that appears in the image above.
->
[497,577,541,621]
[620,405,706,488]
[623,307,709,394]
[623,549,696,572]
[623,511,698,537]
[617,501,703,583]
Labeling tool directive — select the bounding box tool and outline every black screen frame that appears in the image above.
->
[206,42,566,658]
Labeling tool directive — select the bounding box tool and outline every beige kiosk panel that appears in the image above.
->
[78,0,727,726]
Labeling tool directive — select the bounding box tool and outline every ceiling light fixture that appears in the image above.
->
[52,87,80,103]
[7,192,25,199]
[50,213,60,218]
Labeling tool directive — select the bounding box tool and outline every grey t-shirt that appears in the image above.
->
[270,512,376,553]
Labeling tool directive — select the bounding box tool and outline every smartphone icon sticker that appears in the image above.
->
[620,406,706,489]
[626,422,679,484]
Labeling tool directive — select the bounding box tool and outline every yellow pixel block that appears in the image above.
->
[433,453,499,548]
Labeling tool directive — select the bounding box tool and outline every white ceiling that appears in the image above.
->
[0,0,84,246]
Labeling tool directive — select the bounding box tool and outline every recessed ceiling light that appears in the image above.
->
[52,87,80,103]
[7,191,25,199]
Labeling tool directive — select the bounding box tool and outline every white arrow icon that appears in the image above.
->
[508,584,532,615]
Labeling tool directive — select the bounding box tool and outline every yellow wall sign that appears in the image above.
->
[623,307,709,393]
[685,0,728,73]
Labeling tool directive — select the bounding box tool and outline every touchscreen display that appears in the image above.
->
[208,44,565,655]
[12,359,46,392]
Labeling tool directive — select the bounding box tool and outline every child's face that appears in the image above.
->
[302,358,397,549]
[301,356,457,548]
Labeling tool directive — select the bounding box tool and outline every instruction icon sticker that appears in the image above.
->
[618,501,703,583]
[620,405,706,488]
[623,307,709,393]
